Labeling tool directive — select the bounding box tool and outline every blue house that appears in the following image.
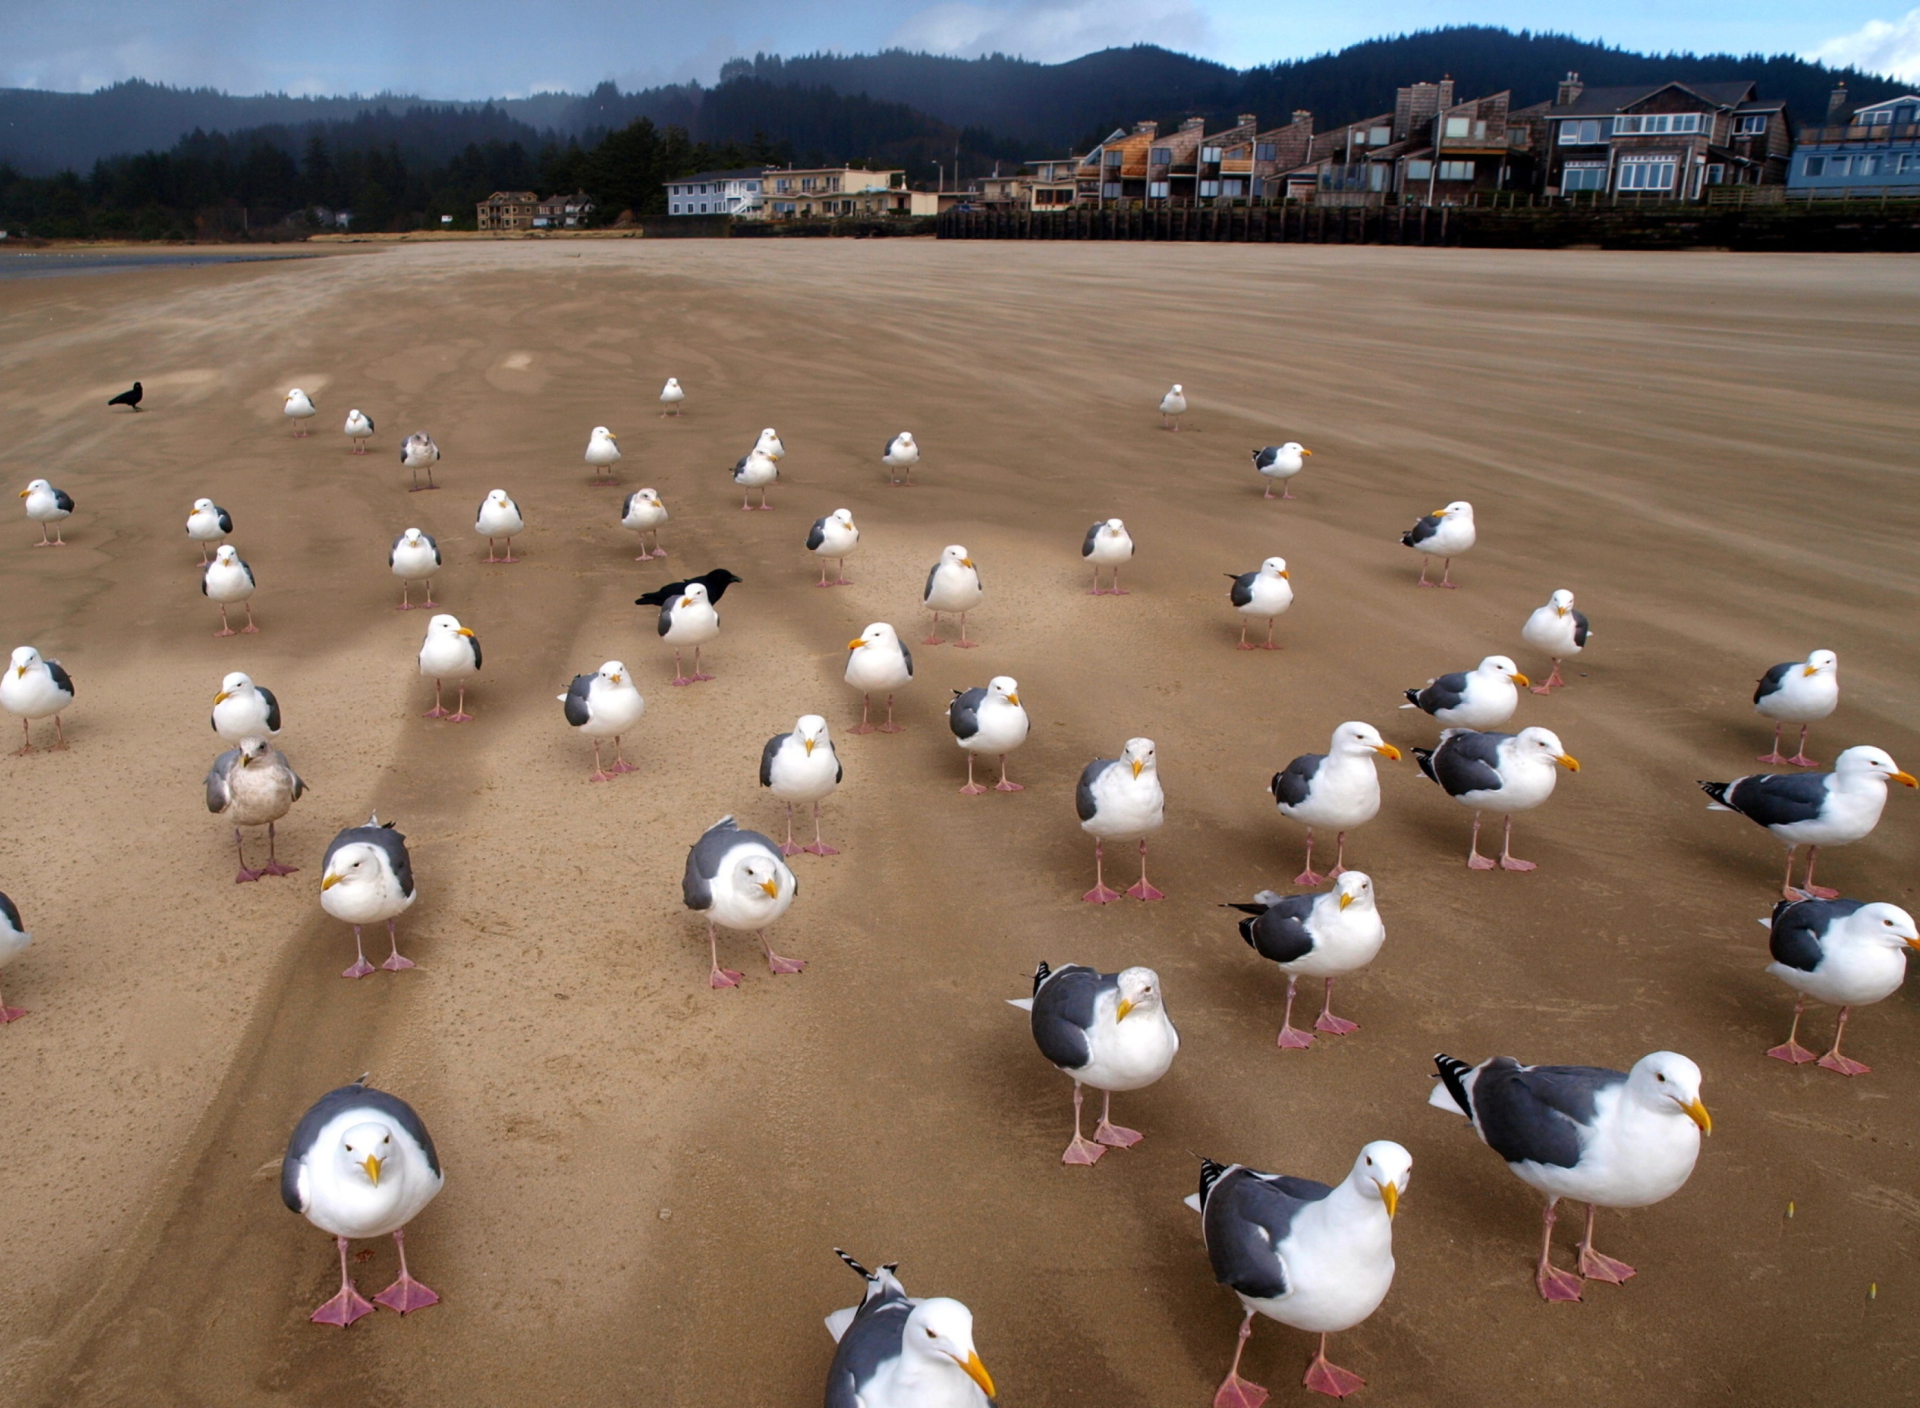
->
[1789,88,1920,193]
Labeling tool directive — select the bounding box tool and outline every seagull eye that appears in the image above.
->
[925,1328,937,1338]
[1655,1073,1666,1082]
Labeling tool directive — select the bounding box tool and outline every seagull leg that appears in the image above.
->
[1088,566,1104,596]
[1780,847,1801,901]
[51,714,68,751]
[1281,481,1297,501]
[1302,1334,1365,1398]
[1260,617,1279,650]
[707,922,742,989]
[233,828,264,884]
[241,603,258,634]
[1263,481,1275,499]
[923,613,945,646]
[1416,559,1434,587]
[1498,816,1536,872]
[1767,995,1819,1064]
[1062,1083,1106,1164]
[650,535,668,558]
[1126,839,1164,900]
[342,927,375,979]
[1093,1088,1142,1148]
[215,605,236,638]
[1082,841,1121,904]
[1110,567,1127,595]
[758,488,773,510]
[1786,726,1819,769]
[1212,1311,1267,1408]
[380,919,415,972]
[960,754,988,796]
[424,679,450,718]
[780,802,805,855]
[1466,814,1497,871]
[500,537,518,564]
[758,929,805,974]
[879,694,904,734]
[398,582,412,611]
[311,1235,376,1327]
[1328,832,1348,877]
[818,561,833,588]
[1276,976,1314,1049]
[1313,977,1359,1035]
[995,755,1023,793]
[1535,1200,1584,1301]
[1757,722,1788,763]
[1437,557,1458,588]
[373,1227,440,1314]
[955,613,978,648]
[1799,846,1838,901]
[261,822,298,876]
[0,972,25,1023]
[1294,831,1326,887]
[851,693,876,734]
[11,718,28,755]
[1817,1006,1872,1076]
[1238,623,1255,650]
[485,538,497,564]
[590,740,616,783]
[1533,658,1567,695]
[690,646,714,683]
[741,491,754,511]
[804,802,839,856]
[1575,1203,1635,1284]
[669,650,692,687]
[610,735,638,774]
[447,686,473,724]
[833,559,852,586]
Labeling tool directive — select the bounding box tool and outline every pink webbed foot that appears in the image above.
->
[1531,683,1557,696]
[445,711,474,723]
[234,867,264,884]
[670,676,694,688]
[590,770,618,783]
[0,1005,28,1023]
[1213,1373,1269,1408]
[260,861,298,877]
[1467,854,1497,871]
[995,780,1024,793]
[214,627,237,638]
[1062,1135,1106,1166]
[1093,1120,1142,1149]
[381,954,416,973]
[1294,869,1326,886]
[1801,883,1840,900]
[690,672,715,683]
[1757,750,1790,764]
[341,959,376,980]
[848,722,877,735]
[1786,753,1820,768]
[709,966,744,989]
[804,842,840,856]
[921,634,944,646]
[1818,1051,1871,1076]
[1303,1353,1365,1398]
[651,548,669,559]
[1537,1263,1585,1302]
[1126,879,1165,901]
[1277,1024,1314,1050]
[1082,885,1121,905]
[1259,640,1280,651]
[311,1286,376,1328]
[765,952,807,975]
[1315,1013,1359,1036]
[954,638,980,649]
[609,759,639,774]
[877,721,905,734]
[1577,1245,1636,1284]
[1767,1040,1818,1064]
[1500,856,1538,872]
[373,1274,440,1314]
[242,623,259,634]
[423,706,450,719]
[1237,641,1258,651]
[959,782,988,796]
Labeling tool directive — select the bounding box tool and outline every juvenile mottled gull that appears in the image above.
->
[206,736,306,883]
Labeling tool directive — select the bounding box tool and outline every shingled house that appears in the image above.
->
[476,191,538,231]
[1541,74,1789,197]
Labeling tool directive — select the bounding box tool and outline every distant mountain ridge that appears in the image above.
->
[1,29,1907,177]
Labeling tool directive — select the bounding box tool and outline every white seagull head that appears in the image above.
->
[1261,556,1290,579]
[1626,1052,1711,1132]
[794,714,830,753]
[21,478,51,495]
[215,671,253,700]
[896,432,916,449]
[1331,721,1402,762]
[663,378,682,392]
[193,496,217,513]
[1277,440,1309,455]
[1102,517,1126,536]
[320,842,396,899]
[1513,726,1580,771]
[1832,745,1916,786]
[634,488,662,507]
[598,660,630,687]
[1433,500,1474,521]
[485,489,514,508]
[1844,902,1920,952]
[336,1121,400,1193]
[1331,870,1375,912]
[940,544,974,570]
[399,527,429,547]
[10,646,43,676]
[829,508,855,529]
[1112,965,1165,1022]
[590,425,617,444]
[987,676,1020,707]
[1478,655,1530,686]
[849,622,898,652]
[426,613,474,642]
[1352,1140,1412,1219]
[235,735,274,767]
[735,854,785,902]
[755,428,784,458]
[901,1297,994,1399]
[1804,649,1838,676]
[1121,736,1157,779]
[212,545,240,566]
[1548,588,1576,615]
[679,582,711,610]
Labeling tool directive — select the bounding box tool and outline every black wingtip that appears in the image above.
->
[1196,1156,1228,1208]
[1433,1054,1474,1119]
[1699,780,1731,804]
[1030,960,1051,996]
[1410,746,1438,782]
[833,1247,875,1280]
[1402,688,1421,707]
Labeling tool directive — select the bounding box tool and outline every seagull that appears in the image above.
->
[1753,649,1838,767]
[284,388,317,436]
[1401,655,1529,730]
[1414,727,1579,871]
[1429,1050,1709,1302]
[732,450,779,511]
[1160,383,1187,430]
[1520,589,1590,694]
[846,624,913,734]
[2,646,75,753]
[212,671,280,741]
[823,1251,996,1407]
[344,408,375,453]
[1401,501,1475,588]
[1077,737,1165,903]
[1189,1143,1411,1405]
[388,528,441,610]
[1701,746,1914,899]
[1009,962,1178,1164]
[681,815,804,987]
[206,736,306,882]
[559,661,645,781]
[202,545,258,635]
[922,545,983,647]
[807,509,859,586]
[0,891,32,1023]
[761,714,842,855]
[1228,557,1292,650]
[400,432,440,492]
[750,427,785,461]
[418,614,480,721]
[185,498,233,562]
[1271,722,1402,884]
[584,426,620,484]
[282,1077,443,1326]
[320,815,418,978]
[882,432,919,487]
[620,488,669,559]
[1762,896,1920,1074]
[108,381,143,411]
[659,377,685,415]
[949,676,1028,794]
[1227,872,1385,1049]
[20,479,73,546]
[1081,518,1133,595]
[475,489,524,563]
[636,570,741,688]
[1252,442,1311,499]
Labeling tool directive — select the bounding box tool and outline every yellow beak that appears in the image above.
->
[1683,1099,1712,1134]
[611,674,622,684]
[1006,693,1020,706]
[760,878,780,898]
[848,638,867,649]
[1339,892,1353,910]
[1131,758,1143,777]
[362,1154,382,1185]
[321,872,342,890]
[957,1352,996,1398]
[1377,1180,1398,1219]
[1373,743,1402,761]
[1115,997,1134,1021]
[1892,771,1918,787]
[15,666,25,678]
[1278,568,1290,579]
[1905,937,1920,953]
[1300,448,1313,456]
[680,597,692,609]
[1557,754,1581,772]
[961,558,974,569]
[1431,506,1448,515]
[1803,665,1818,676]
[16,489,28,498]
[1509,672,1531,687]
[457,627,475,637]
[804,738,814,755]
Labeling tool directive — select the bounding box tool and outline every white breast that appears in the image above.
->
[579,681,645,736]
[847,644,910,691]
[0,669,68,719]
[1083,769,1164,839]
[419,636,478,678]
[959,698,1028,754]
[1248,1189,1395,1334]
[663,599,719,644]
[1240,576,1293,618]
[1278,754,1380,829]
[1081,1001,1179,1091]
[390,543,437,579]
[203,563,254,602]
[925,564,983,612]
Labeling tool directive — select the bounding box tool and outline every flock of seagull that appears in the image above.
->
[0,370,1908,1408]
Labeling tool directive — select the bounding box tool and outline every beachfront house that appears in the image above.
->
[534,192,597,227]
[664,170,767,219]
[1789,87,1920,195]
[476,191,539,231]
[1541,74,1789,198]
[761,167,910,219]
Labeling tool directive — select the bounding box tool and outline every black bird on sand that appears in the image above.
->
[108,382,143,411]
[636,568,743,608]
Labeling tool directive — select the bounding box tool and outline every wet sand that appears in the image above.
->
[0,239,1915,1406]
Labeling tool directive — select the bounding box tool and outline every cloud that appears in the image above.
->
[888,0,1216,63]
[1807,9,1920,82]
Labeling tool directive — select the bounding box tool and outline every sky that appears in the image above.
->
[4,0,1919,97]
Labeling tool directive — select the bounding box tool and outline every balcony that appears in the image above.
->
[1796,123,1920,144]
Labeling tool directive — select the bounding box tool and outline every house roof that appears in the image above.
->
[665,168,767,186]
[483,191,538,202]
[1547,81,1758,118]
[1854,93,1920,115]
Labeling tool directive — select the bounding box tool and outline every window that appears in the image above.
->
[1899,153,1920,173]
[1438,160,1475,181]
[1803,155,1826,176]
[1860,110,1892,126]
[1101,182,1121,198]
[1613,112,1704,135]
[1149,147,1172,165]
[1616,159,1676,190]
[1444,116,1470,138]
[1830,155,1851,176]
[1104,150,1122,167]
[1148,180,1170,198]
[1858,154,1881,176]
[1223,179,1245,196]
[1561,165,1606,191]
[748,181,760,191]
[1406,159,1432,180]
[1199,180,1220,197]
[1705,164,1726,184]
[1255,142,1277,161]
[1733,114,1767,136]
[1201,146,1223,162]
[1559,118,1608,145]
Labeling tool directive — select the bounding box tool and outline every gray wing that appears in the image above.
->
[1569,610,1590,647]
[1770,897,1863,972]
[759,733,787,787]
[283,1083,440,1213]
[466,634,481,670]
[0,891,22,934]
[1722,772,1832,829]
[899,642,913,677]
[1203,1166,1334,1299]
[1235,895,1317,964]
[240,559,255,588]
[1469,1058,1625,1169]
[216,507,233,533]
[948,687,985,741]
[1753,662,1794,704]
[1082,522,1102,558]
[258,686,281,732]
[1413,671,1470,715]
[44,660,74,698]
[1423,731,1508,797]
[1229,571,1256,607]
[824,1292,912,1408]
[1402,513,1441,548]
[274,750,307,801]
[682,817,741,911]
[922,562,939,604]
[205,749,240,813]
[1252,446,1277,469]
[1077,758,1116,822]
[563,675,594,727]
[389,532,405,565]
[621,490,640,517]
[1270,752,1323,808]
[806,518,827,552]
[657,602,675,638]
[1030,964,1108,1070]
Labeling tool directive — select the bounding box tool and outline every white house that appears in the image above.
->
[664,169,767,219]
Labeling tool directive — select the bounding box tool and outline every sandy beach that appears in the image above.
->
[0,237,1915,1406]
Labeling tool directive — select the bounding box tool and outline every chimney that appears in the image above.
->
[1439,77,1455,109]
[1556,71,1583,108]
[1827,82,1850,125]
[1180,116,1206,132]
[1134,120,1158,135]
[1239,113,1258,127]
[1291,109,1312,127]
